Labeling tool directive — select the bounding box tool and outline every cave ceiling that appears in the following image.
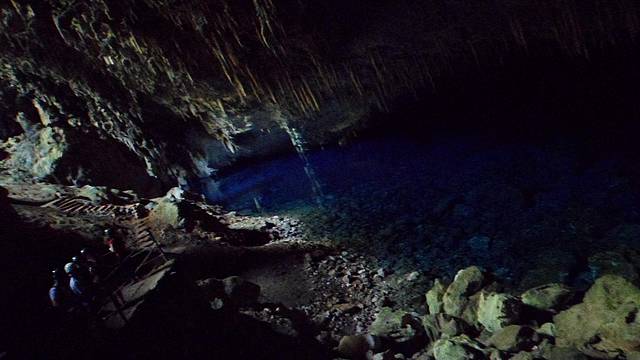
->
[0,0,638,193]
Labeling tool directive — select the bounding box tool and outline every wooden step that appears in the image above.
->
[74,204,91,213]
[137,233,151,241]
[87,205,101,213]
[47,197,69,207]
[57,199,78,208]
[138,240,155,248]
[55,198,76,207]
[59,202,81,212]
[137,231,151,239]
[66,203,86,213]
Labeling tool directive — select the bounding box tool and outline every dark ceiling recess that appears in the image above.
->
[364,37,640,149]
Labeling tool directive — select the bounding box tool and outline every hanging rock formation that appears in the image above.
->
[1,0,640,190]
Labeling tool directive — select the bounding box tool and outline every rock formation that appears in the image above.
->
[2,0,640,189]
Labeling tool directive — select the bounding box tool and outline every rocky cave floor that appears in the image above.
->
[4,182,640,360]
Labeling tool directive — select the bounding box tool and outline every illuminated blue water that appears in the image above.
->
[199,135,640,287]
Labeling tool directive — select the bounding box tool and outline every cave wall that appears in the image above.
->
[1,0,639,190]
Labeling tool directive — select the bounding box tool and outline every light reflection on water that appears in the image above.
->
[197,135,640,286]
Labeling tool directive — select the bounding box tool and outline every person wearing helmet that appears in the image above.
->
[104,228,127,259]
[79,248,99,283]
[79,248,97,264]
[49,269,69,308]
[63,262,78,275]
[71,255,94,284]
[64,262,91,303]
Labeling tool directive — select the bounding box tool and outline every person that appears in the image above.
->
[64,262,92,306]
[49,269,68,309]
[79,248,99,283]
[104,228,127,259]
[71,255,95,284]
[79,248,97,264]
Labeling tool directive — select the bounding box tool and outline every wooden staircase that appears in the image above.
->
[42,196,143,218]
[43,194,174,328]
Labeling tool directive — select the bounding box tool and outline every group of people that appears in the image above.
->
[48,228,127,311]
[49,248,98,311]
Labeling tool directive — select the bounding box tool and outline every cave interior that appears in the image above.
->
[2,0,640,359]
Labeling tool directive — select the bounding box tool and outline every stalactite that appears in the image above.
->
[509,17,529,54]
[214,99,225,116]
[328,65,339,89]
[435,37,454,74]
[300,78,320,112]
[244,66,263,101]
[284,73,307,115]
[369,52,385,88]
[467,40,481,68]
[265,83,278,105]
[346,65,364,97]
[8,0,21,19]
[564,0,588,58]
[233,73,248,100]
[399,59,418,99]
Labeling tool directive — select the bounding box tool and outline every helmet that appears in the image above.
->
[104,228,113,236]
[64,262,77,275]
[80,248,91,256]
[51,269,61,278]
[71,256,80,263]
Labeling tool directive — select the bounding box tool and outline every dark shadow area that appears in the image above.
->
[364,39,640,154]
[1,186,328,359]
[0,189,103,358]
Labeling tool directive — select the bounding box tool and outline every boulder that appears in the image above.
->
[628,351,640,360]
[541,346,588,360]
[488,349,506,360]
[370,308,406,336]
[477,292,522,332]
[389,314,429,356]
[443,267,486,317]
[390,324,427,357]
[426,279,447,314]
[422,313,472,339]
[521,283,573,311]
[421,315,442,343]
[148,188,219,230]
[554,275,640,358]
[460,293,482,327]
[149,197,184,228]
[337,335,373,359]
[536,323,555,337]
[487,325,536,352]
[433,335,486,360]
[509,351,535,360]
